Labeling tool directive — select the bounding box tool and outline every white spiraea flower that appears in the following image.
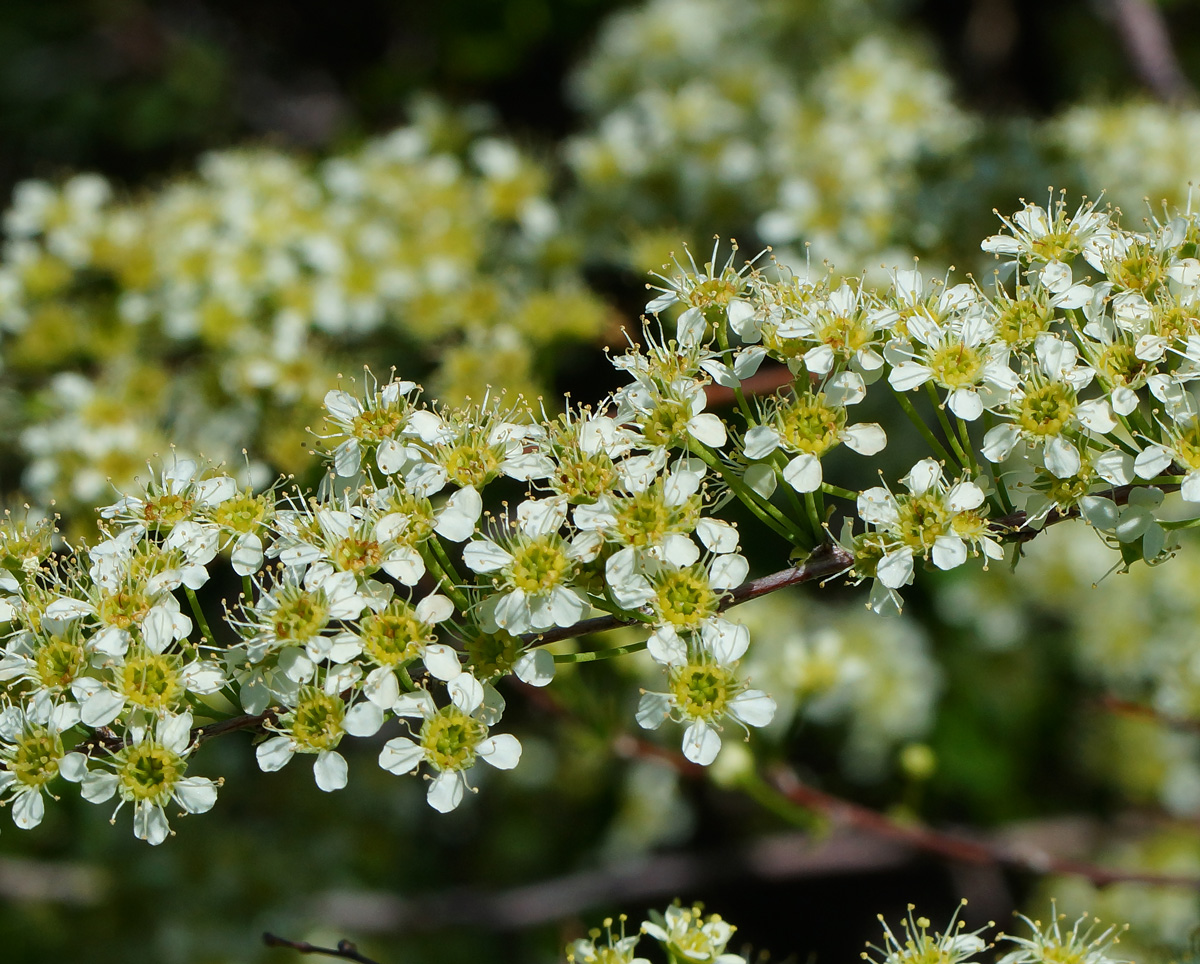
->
[255,684,384,792]
[857,458,1000,592]
[982,333,1116,479]
[354,592,461,708]
[637,619,775,766]
[464,496,591,635]
[864,903,987,964]
[887,304,1017,421]
[320,373,418,478]
[641,903,745,964]
[0,699,88,830]
[378,673,521,812]
[742,372,886,493]
[80,710,217,845]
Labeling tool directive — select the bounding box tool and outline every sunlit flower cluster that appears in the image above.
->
[2,194,1200,849]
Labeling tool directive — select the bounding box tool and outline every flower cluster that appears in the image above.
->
[3,194,1200,848]
[0,100,607,519]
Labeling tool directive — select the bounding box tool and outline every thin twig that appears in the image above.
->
[263,932,382,964]
[1096,693,1200,734]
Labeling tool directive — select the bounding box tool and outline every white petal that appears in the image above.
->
[981,423,1020,463]
[324,389,363,422]
[1094,450,1133,486]
[729,690,776,728]
[59,752,88,783]
[889,362,933,392]
[333,439,362,478]
[877,547,914,589]
[448,673,484,714]
[947,481,984,512]
[682,720,722,766]
[701,619,749,663]
[13,789,44,829]
[903,458,942,494]
[376,438,408,475]
[1134,444,1174,479]
[255,736,295,772]
[231,533,264,575]
[424,643,462,681]
[1044,436,1081,479]
[687,413,726,448]
[708,553,749,590]
[434,486,482,542]
[1183,471,1200,503]
[174,777,218,814]
[364,667,401,708]
[379,737,425,775]
[636,691,673,730]
[514,649,555,686]
[462,539,513,573]
[381,547,425,586]
[135,802,170,845]
[676,306,706,346]
[660,533,699,568]
[416,594,455,624]
[742,425,780,460]
[343,702,385,738]
[931,535,967,570]
[696,518,739,554]
[427,770,466,812]
[743,463,777,498]
[478,733,522,770]
[947,387,984,421]
[781,453,822,492]
[648,626,688,666]
[81,771,118,804]
[82,689,125,728]
[314,750,348,792]
[842,422,887,456]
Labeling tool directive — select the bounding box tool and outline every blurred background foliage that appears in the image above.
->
[5,1,1200,963]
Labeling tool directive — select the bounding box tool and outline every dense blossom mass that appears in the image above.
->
[2,194,1200,843]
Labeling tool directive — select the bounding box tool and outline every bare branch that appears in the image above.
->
[768,765,1200,888]
[263,932,382,964]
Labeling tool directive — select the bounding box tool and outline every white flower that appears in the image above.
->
[857,459,998,591]
[466,497,590,635]
[0,700,88,830]
[80,711,217,845]
[636,620,775,766]
[378,673,521,812]
[743,373,886,492]
[255,685,383,792]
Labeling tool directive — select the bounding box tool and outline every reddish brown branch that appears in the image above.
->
[768,765,1200,889]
